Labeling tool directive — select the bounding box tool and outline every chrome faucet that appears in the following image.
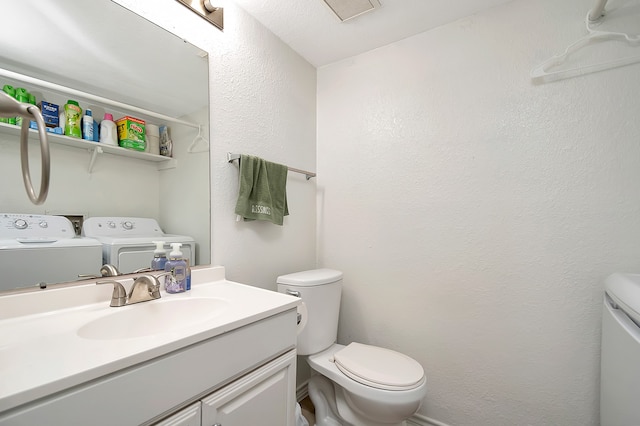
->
[128,274,162,304]
[97,273,171,307]
[100,264,121,277]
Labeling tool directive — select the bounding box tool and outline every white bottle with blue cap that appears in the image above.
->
[82,108,93,140]
[164,242,187,293]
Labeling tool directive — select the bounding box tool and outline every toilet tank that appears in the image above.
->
[277,269,343,356]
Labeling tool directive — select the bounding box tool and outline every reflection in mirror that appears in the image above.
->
[0,0,210,293]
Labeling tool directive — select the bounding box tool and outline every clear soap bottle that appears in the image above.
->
[150,241,167,271]
[164,243,187,293]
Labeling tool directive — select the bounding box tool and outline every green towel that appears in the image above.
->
[234,154,289,225]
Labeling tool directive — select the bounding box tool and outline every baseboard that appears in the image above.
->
[296,379,309,402]
[407,413,452,426]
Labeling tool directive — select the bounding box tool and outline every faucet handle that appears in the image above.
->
[131,274,162,300]
[97,280,127,307]
[100,264,121,277]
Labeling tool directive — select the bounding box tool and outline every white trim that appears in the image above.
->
[407,413,452,426]
[296,379,310,402]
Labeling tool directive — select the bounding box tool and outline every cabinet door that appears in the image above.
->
[201,350,296,426]
[152,402,201,426]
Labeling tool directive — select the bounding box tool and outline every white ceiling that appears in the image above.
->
[232,0,516,67]
[0,0,208,119]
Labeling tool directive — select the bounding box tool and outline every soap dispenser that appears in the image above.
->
[164,243,187,293]
[151,241,167,271]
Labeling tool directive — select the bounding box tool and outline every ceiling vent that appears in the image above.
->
[322,0,381,22]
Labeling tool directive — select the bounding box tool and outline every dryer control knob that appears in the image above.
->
[107,221,116,228]
[39,221,48,228]
[13,219,28,229]
[122,221,134,230]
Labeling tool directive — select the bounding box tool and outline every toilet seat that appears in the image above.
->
[332,342,424,391]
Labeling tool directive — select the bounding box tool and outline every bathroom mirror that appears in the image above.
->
[0,0,210,292]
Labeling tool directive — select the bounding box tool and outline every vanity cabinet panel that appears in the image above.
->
[201,349,296,426]
[0,309,297,426]
[153,402,201,426]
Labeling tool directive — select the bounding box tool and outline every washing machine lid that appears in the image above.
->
[276,269,342,286]
[333,343,424,391]
[87,234,194,246]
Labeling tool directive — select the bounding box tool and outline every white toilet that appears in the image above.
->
[277,269,427,426]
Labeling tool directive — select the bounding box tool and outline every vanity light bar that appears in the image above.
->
[176,0,224,30]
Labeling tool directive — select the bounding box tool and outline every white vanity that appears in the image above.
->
[0,266,299,426]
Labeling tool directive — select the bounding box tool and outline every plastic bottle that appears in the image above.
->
[92,119,100,142]
[1,85,15,124]
[185,258,192,291]
[151,241,168,271]
[82,109,94,140]
[100,113,118,146]
[164,243,187,293]
[64,100,82,138]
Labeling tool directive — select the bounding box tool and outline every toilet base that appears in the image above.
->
[308,375,405,426]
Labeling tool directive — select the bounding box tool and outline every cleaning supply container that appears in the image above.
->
[64,100,82,138]
[82,109,94,140]
[100,113,118,145]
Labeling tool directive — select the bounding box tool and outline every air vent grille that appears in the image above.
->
[322,0,381,22]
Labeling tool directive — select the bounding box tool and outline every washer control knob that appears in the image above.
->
[107,221,116,229]
[13,219,28,229]
[122,221,134,230]
[39,221,48,228]
[13,219,29,229]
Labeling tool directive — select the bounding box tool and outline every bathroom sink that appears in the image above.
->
[77,297,229,340]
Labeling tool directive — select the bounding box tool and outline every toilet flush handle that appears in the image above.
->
[286,289,301,298]
[284,289,305,327]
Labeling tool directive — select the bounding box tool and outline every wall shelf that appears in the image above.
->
[0,123,177,173]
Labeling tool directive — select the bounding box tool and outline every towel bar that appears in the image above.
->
[227,152,316,180]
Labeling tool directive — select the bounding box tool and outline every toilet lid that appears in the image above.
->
[333,343,424,391]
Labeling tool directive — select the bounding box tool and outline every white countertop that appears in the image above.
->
[0,266,299,413]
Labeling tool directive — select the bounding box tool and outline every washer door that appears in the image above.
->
[333,342,424,391]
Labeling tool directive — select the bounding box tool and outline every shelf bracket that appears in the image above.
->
[157,158,178,170]
[88,146,103,173]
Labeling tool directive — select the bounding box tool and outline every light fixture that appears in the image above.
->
[175,0,223,30]
[322,0,381,22]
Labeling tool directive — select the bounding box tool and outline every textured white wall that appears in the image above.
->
[208,3,318,290]
[120,0,318,290]
[317,0,640,425]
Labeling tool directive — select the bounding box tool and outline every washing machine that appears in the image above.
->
[82,217,196,274]
[601,273,640,426]
[0,213,103,291]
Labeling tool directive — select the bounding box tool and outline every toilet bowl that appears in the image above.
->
[309,343,426,425]
[277,269,427,426]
